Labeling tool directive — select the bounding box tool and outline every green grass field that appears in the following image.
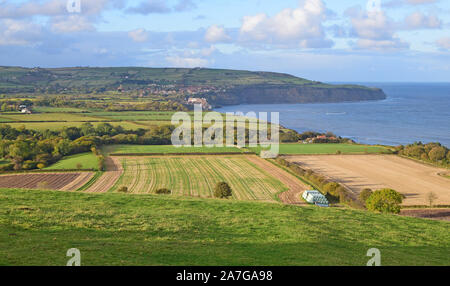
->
[0,188,448,266]
[103,144,245,154]
[249,143,390,155]
[32,106,87,113]
[112,156,287,201]
[0,113,102,122]
[6,121,145,131]
[45,153,99,170]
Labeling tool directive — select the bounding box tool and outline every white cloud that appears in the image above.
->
[128,28,150,42]
[238,0,332,48]
[0,19,42,46]
[404,12,441,29]
[0,0,123,18]
[204,25,230,43]
[165,56,209,67]
[50,15,95,33]
[436,37,450,50]
[347,8,408,51]
[356,38,408,50]
[384,0,437,7]
[406,0,436,4]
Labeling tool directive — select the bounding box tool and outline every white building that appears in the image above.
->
[302,190,329,207]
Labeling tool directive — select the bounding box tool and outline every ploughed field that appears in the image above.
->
[285,155,450,206]
[0,172,94,191]
[109,155,306,202]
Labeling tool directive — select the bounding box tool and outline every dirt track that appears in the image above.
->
[85,157,123,193]
[245,156,309,205]
[285,155,450,206]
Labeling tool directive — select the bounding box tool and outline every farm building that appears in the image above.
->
[18,105,32,114]
[302,190,329,207]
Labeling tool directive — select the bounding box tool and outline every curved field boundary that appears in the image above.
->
[61,172,95,191]
[110,152,255,156]
[245,155,309,205]
[85,157,123,193]
[0,172,94,191]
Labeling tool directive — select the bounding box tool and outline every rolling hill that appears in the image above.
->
[0,66,386,106]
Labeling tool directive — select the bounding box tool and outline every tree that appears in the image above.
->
[428,146,446,161]
[155,188,171,194]
[323,182,340,197]
[214,182,232,199]
[426,192,438,207]
[80,122,95,136]
[366,189,403,214]
[359,188,373,203]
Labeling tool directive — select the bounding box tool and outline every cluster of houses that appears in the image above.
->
[186,97,212,110]
[117,83,226,100]
[302,135,339,144]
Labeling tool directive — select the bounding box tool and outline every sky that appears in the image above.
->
[0,0,449,82]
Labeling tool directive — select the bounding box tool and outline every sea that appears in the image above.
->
[215,83,450,147]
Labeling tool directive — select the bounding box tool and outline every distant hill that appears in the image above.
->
[0,66,386,105]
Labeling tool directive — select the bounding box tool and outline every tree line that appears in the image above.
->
[396,142,450,167]
[0,123,176,171]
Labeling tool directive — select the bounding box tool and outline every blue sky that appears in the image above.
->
[0,0,449,81]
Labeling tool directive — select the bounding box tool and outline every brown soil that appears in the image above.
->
[85,157,123,193]
[0,172,93,190]
[245,155,309,205]
[400,208,450,221]
[284,155,450,206]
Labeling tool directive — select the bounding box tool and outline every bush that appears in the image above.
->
[97,155,105,171]
[359,188,373,203]
[22,160,37,170]
[214,182,232,199]
[366,189,403,214]
[428,146,446,161]
[36,163,46,169]
[155,188,171,194]
[0,163,14,171]
[323,182,340,196]
[117,186,128,193]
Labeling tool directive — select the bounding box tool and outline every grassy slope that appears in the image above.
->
[0,66,375,93]
[45,153,98,170]
[0,189,448,266]
[103,145,245,154]
[250,143,389,155]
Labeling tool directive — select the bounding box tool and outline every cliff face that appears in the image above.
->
[213,84,386,105]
